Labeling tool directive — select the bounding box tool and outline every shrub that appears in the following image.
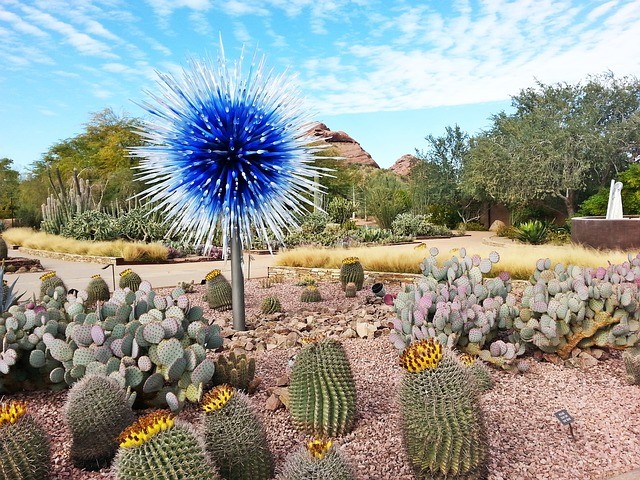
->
[116,208,170,242]
[391,213,451,238]
[458,221,487,231]
[300,211,330,234]
[496,224,519,239]
[327,197,353,225]
[61,210,119,241]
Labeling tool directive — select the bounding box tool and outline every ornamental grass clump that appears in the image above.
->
[113,410,219,480]
[399,339,488,480]
[0,400,51,480]
[279,439,355,480]
[201,385,274,480]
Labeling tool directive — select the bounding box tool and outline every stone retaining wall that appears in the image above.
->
[267,266,421,285]
[18,247,122,265]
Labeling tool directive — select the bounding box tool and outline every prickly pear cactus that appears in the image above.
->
[289,338,356,437]
[261,296,282,314]
[204,269,233,311]
[39,271,66,300]
[279,439,355,480]
[339,257,364,291]
[399,339,488,480]
[514,256,640,358]
[113,411,219,480]
[0,400,51,480]
[213,352,256,393]
[300,285,322,303]
[86,274,110,306]
[389,247,522,370]
[63,375,136,469]
[118,268,141,291]
[202,385,274,480]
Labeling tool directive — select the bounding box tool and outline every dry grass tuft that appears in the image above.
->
[277,242,635,279]
[2,228,168,263]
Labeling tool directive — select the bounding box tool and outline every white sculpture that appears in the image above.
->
[606,180,624,219]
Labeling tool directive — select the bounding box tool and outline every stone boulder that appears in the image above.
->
[309,123,380,168]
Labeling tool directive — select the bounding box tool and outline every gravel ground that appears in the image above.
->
[4,279,640,480]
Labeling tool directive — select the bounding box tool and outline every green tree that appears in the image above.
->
[463,74,640,217]
[365,171,411,229]
[0,158,20,221]
[579,163,640,216]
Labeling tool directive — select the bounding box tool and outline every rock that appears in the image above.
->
[356,322,376,339]
[265,394,283,411]
[309,122,380,168]
[389,154,420,176]
[341,328,357,339]
[489,220,506,232]
[590,348,606,360]
[577,351,599,368]
[271,386,290,409]
[275,374,290,387]
[286,331,299,347]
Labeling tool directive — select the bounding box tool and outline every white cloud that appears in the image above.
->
[144,0,213,17]
[0,8,49,37]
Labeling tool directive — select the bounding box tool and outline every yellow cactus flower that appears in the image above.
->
[119,268,133,277]
[341,257,360,265]
[307,438,333,460]
[202,385,234,412]
[205,269,222,281]
[39,271,56,281]
[400,338,444,373]
[0,400,27,427]
[118,411,175,448]
[459,353,476,367]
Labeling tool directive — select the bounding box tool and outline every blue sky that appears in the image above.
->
[1,0,639,173]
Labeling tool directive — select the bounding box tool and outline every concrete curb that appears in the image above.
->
[17,247,121,265]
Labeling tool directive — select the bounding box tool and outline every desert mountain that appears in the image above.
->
[389,154,420,176]
[310,122,380,168]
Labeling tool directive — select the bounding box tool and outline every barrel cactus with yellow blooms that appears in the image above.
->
[0,400,51,480]
[459,353,494,393]
[204,269,233,312]
[113,410,219,480]
[202,385,274,480]
[339,257,364,291]
[39,270,66,300]
[289,337,357,437]
[279,438,355,480]
[118,268,141,292]
[399,339,488,480]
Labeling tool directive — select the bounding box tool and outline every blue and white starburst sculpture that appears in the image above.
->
[132,44,325,256]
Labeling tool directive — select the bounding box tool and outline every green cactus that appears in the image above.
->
[86,274,110,306]
[39,271,66,300]
[399,339,488,480]
[118,269,141,291]
[300,285,322,303]
[289,338,357,437]
[339,257,364,291]
[63,374,136,469]
[212,352,256,393]
[201,385,273,480]
[279,439,355,480]
[459,354,494,392]
[344,282,357,298]
[0,400,51,480]
[0,237,7,261]
[113,411,219,480]
[623,346,640,385]
[204,269,233,311]
[261,296,282,314]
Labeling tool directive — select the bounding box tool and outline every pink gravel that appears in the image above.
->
[5,279,640,480]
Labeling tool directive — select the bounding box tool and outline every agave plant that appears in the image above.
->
[515,220,549,245]
[0,266,23,313]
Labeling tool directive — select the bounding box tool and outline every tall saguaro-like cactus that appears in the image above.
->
[131,41,326,331]
[41,168,95,235]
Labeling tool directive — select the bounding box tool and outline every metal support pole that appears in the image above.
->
[231,229,246,331]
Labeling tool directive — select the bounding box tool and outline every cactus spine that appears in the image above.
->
[344,282,357,298]
[213,352,256,393]
[623,346,640,385]
[339,257,364,291]
[39,271,66,299]
[279,439,355,480]
[289,338,357,437]
[261,296,282,314]
[204,269,233,311]
[459,354,494,392]
[202,385,274,480]
[300,285,322,303]
[118,269,141,291]
[63,375,136,469]
[0,400,51,480]
[113,411,219,480]
[86,274,110,306]
[399,339,488,480]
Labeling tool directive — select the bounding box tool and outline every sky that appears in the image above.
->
[1,0,639,173]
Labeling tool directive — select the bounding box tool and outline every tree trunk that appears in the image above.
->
[564,189,575,218]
